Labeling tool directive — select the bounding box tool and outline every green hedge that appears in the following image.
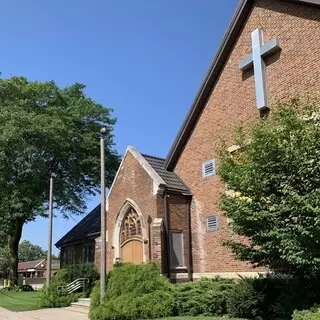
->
[226,275,320,320]
[173,277,234,316]
[89,265,320,320]
[38,263,99,308]
[64,263,100,297]
[293,307,320,320]
[38,269,81,308]
[0,284,34,292]
[90,262,173,320]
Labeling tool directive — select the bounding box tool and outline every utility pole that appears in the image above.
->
[100,127,107,301]
[46,172,56,285]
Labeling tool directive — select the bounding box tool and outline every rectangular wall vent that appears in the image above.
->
[206,215,219,232]
[202,160,216,177]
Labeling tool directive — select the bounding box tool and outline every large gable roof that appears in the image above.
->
[165,0,320,171]
[55,204,101,248]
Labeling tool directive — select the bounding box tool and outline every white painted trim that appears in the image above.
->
[112,198,147,264]
[193,272,268,279]
[128,146,166,195]
[34,259,45,268]
[107,146,167,204]
[169,271,268,281]
[152,218,163,228]
[170,273,189,280]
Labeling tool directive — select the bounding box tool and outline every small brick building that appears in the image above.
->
[61,0,320,281]
[55,205,100,267]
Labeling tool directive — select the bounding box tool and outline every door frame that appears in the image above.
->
[112,198,147,264]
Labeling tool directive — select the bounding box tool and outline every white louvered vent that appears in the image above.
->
[202,160,216,178]
[206,215,219,232]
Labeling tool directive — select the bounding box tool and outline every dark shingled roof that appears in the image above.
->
[142,154,190,193]
[55,204,101,248]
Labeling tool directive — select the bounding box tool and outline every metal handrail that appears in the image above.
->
[57,278,89,294]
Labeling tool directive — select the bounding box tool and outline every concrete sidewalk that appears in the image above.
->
[0,307,89,320]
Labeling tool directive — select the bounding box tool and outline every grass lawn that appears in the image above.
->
[0,291,41,312]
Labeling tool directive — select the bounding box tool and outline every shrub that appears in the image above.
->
[226,277,264,319]
[90,262,173,320]
[173,277,234,316]
[19,284,34,292]
[226,275,320,320]
[89,281,101,313]
[0,284,34,292]
[65,263,100,297]
[293,307,320,320]
[38,269,81,308]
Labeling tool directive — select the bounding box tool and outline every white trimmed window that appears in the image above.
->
[202,160,216,178]
[206,215,219,232]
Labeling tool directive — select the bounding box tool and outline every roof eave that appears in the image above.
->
[56,235,100,249]
[165,186,192,195]
[164,0,320,171]
[164,0,253,170]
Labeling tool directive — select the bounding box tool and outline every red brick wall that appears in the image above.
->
[107,151,162,271]
[174,0,320,274]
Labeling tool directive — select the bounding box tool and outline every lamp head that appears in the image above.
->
[100,127,107,137]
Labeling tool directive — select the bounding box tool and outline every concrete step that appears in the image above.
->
[77,298,91,306]
[69,301,90,314]
[64,306,89,315]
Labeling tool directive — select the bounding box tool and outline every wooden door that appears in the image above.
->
[121,239,143,264]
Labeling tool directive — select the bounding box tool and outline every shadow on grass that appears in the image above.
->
[0,291,41,312]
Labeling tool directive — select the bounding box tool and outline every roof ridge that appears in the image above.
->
[141,153,166,161]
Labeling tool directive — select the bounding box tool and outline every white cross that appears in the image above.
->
[239,28,281,110]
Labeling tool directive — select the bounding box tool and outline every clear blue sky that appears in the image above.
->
[0,0,238,253]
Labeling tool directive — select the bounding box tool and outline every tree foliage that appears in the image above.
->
[0,246,10,278]
[0,76,120,282]
[219,97,320,274]
[18,240,45,262]
[0,240,58,278]
[18,240,58,262]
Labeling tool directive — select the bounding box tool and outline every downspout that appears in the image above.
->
[186,195,193,281]
[163,192,170,280]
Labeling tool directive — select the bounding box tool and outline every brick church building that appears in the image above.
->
[59,0,320,281]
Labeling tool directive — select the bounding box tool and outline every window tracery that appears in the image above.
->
[120,208,142,243]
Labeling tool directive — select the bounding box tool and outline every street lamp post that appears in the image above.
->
[46,172,56,285]
[100,127,107,301]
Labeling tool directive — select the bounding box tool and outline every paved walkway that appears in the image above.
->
[0,307,89,320]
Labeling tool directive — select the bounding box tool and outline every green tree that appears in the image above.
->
[0,246,10,278]
[219,97,320,274]
[18,240,46,262]
[0,76,120,283]
[0,240,58,278]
